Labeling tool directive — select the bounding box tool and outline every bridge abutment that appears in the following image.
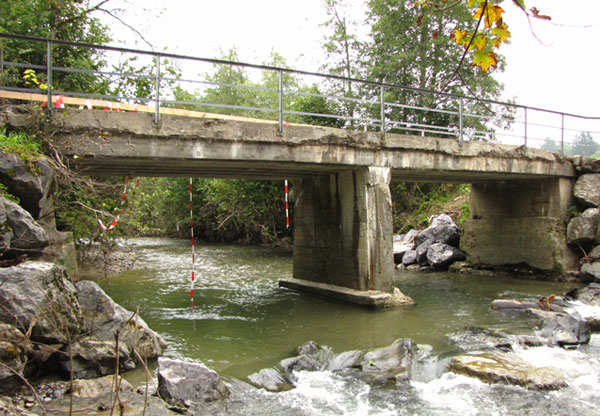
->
[280,167,412,308]
[461,178,578,273]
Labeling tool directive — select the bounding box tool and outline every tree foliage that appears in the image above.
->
[0,0,112,93]
[572,132,599,158]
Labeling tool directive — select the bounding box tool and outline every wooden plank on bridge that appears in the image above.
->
[0,89,286,125]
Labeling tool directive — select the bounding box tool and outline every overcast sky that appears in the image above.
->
[102,0,600,145]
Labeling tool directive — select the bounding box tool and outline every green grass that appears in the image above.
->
[0,128,43,174]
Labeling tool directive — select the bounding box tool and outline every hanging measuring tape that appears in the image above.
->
[96,176,140,231]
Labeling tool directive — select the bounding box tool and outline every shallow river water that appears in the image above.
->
[93,238,600,415]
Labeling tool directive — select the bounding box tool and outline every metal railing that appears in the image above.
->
[1,32,599,155]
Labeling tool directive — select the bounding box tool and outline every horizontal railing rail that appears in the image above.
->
[1,32,599,155]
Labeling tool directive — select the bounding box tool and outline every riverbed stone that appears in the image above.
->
[75,280,167,362]
[247,368,292,392]
[415,239,433,265]
[535,311,590,347]
[0,261,82,343]
[393,241,413,264]
[157,358,230,406]
[0,150,54,220]
[426,242,465,269]
[327,349,365,372]
[70,375,134,398]
[402,250,418,266]
[566,207,599,248]
[448,350,566,390]
[59,337,135,379]
[580,262,600,283]
[360,338,415,384]
[574,173,600,208]
[570,283,600,306]
[414,215,460,247]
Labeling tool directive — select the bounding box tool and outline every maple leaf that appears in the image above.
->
[452,29,469,45]
[473,50,498,72]
[473,34,487,51]
[492,23,511,42]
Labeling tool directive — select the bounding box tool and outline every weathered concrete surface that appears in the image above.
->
[279,278,414,309]
[291,167,396,296]
[36,109,575,180]
[461,179,577,272]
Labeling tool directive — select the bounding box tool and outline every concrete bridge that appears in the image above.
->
[33,108,576,307]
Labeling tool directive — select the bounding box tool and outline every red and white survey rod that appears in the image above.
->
[189,178,196,304]
[285,180,290,229]
[97,176,139,231]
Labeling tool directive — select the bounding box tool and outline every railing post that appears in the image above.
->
[458,97,464,147]
[278,69,284,134]
[523,107,528,151]
[561,114,565,156]
[46,39,53,115]
[154,53,161,125]
[380,84,385,136]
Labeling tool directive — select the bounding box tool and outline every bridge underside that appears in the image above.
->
[4,108,578,307]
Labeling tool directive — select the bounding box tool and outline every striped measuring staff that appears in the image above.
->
[97,176,139,231]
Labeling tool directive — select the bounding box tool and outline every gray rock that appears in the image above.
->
[415,239,433,265]
[0,196,48,252]
[574,173,600,208]
[393,241,413,264]
[403,229,419,243]
[570,283,600,306]
[247,368,292,392]
[581,262,600,283]
[295,340,319,356]
[327,350,365,372]
[360,338,415,383]
[426,243,465,269]
[0,261,82,343]
[75,280,167,362]
[280,354,321,373]
[535,312,590,347]
[448,326,517,352]
[0,151,54,220]
[580,157,600,174]
[158,358,229,405]
[448,350,566,390]
[0,323,31,387]
[414,215,460,247]
[566,208,599,247]
[60,337,135,379]
[402,250,418,266]
[70,375,133,398]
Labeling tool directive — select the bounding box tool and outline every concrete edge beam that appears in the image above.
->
[279,278,415,309]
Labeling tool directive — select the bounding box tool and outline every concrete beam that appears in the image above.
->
[36,109,575,181]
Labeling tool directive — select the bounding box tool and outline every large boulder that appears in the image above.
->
[59,337,135,379]
[448,350,566,390]
[72,280,167,377]
[0,151,54,220]
[247,368,292,392]
[414,214,460,247]
[0,196,49,253]
[0,261,82,343]
[574,173,600,208]
[402,250,418,266]
[535,311,590,347]
[415,239,433,265]
[566,208,599,248]
[359,338,415,384]
[157,358,230,406]
[580,262,600,283]
[426,243,465,269]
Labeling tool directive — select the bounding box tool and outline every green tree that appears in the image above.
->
[572,132,599,157]
[0,0,112,93]
[362,0,506,135]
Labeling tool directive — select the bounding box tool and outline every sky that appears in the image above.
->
[101,0,600,146]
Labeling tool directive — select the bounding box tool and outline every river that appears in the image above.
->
[91,238,600,415]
